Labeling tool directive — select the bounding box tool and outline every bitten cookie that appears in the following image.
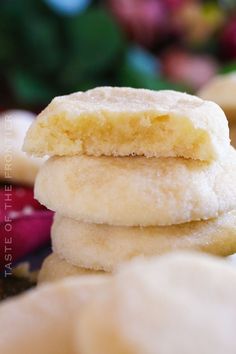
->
[38,253,104,284]
[52,211,236,271]
[198,73,236,123]
[76,252,236,354]
[23,87,230,161]
[35,148,236,226]
[0,275,108,354]
[0,110,44,185]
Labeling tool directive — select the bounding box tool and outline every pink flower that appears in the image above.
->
[0,186,53,271]
[162,49,218,91]
[220,17,236,60]
[108,0,168,47]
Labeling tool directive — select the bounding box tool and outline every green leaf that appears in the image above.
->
[9,70,56,105]
[0,0,62,74]
[219,62,236,74]
[60,8,124,87]
[19,17,62,74]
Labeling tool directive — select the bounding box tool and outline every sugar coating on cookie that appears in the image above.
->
[0,275,108,354]
[198,73,236,122]
[35,148,236,226]
[52,211,236,271]
[38,253,104,284]
[76,252,236,354]
[23,87,230,161]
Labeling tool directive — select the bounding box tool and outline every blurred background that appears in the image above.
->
[0,0,236,111]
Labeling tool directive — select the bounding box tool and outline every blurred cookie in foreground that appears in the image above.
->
[52,211,236,272]
[35,150,236,227]
[38,253,104,284]
[77,252,236,354]
[198,73,236,123]
[0,275,107,354]
[0,110,44,185]
[23,87,230,161]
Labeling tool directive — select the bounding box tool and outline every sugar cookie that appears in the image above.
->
[77,252,236,354]
[23,87,230,161]
[35,149,236,226]
[52,211,236,271]
[38,253,104,284]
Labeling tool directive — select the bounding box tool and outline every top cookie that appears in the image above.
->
[23,87,230,161]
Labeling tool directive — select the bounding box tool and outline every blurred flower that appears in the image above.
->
[164,0,196,12]
[162,49,218,90]
[0,186,53,270]
[219,0,236,11]
[108,0,168,47]
[173,2,224,45]
[127,46,158,76]
[44,0,91,15]
[220,17,236,60]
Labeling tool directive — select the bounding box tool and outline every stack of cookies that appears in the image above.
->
[23,87,236,282]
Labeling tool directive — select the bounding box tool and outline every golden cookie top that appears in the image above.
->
[23,86,230,161]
